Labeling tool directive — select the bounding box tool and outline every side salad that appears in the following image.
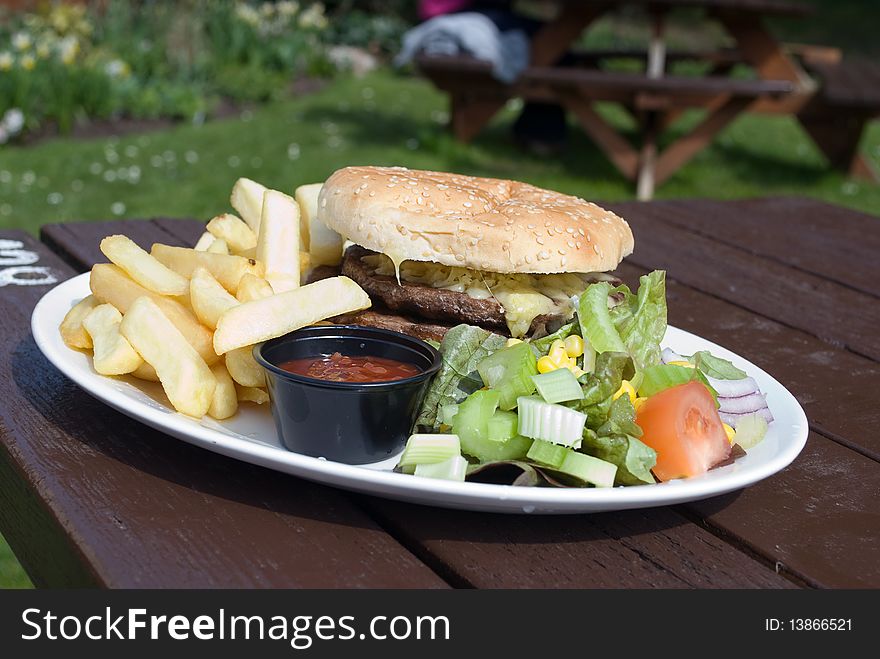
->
[396,270,773,487]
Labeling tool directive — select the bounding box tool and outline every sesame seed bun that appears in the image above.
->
[317,166,634,274]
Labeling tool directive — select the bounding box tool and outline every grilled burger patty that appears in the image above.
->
[341,245,568,336]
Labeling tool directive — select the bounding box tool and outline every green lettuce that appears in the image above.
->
[691,351,747,380]
[577,271,667,373]
[415,324,507,430]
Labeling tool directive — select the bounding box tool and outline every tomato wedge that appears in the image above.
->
[635,381,730,482]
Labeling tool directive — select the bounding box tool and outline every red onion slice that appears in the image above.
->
[720,408,774,427]
[718,392,768,414]
[706,374,760,398]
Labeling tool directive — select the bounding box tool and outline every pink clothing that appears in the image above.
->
[419,0,473,20]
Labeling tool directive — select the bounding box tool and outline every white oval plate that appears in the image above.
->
[32,273,808,514]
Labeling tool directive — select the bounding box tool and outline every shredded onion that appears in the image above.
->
[718,392,769,414]
[661,348,685,364]
[720,408,774,427]
[706,374,760,398]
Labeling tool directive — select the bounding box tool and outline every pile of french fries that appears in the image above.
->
[59,177,368,420]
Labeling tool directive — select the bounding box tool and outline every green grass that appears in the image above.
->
[0,68,878,588]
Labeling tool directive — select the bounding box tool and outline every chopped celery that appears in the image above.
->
[397,433,462,470]
[526,439,569,469]
[487,409,519,442]
[476,342,537,410]
[453,390,533,462]
[438,403,460,426]
[581,337,597,374]
[733,414,768,450]
[414,455,468,481]
[557,451,617,488]
[531,368,584,404]
[516,396,587,447]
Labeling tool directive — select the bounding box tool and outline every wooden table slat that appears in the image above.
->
[609,201,880,362]
[629,197,880,297]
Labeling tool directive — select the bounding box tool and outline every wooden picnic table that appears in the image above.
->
[418,0,877,198]
[1,196,879,588]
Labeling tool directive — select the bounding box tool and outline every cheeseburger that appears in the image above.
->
[317,166,634,340]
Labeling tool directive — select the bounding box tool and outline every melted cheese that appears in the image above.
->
[364,254,595,337]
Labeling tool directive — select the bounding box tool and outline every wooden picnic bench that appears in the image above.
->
[1,196,878,588]
[417,0,879,196]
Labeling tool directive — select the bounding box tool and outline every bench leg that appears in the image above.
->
[797,99,879,182]
[450,94,506,143]
[654,96,752,186]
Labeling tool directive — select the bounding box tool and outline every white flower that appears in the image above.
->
[297,3,327,29]
[58,36,79,65]
[12,32,32,52]
[0,52,12,71]
[235,4,260,25]
[2,109,24,135]
[277,1,300,17]
[104,59,130,78]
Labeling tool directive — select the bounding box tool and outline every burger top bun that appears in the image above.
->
[318,166,634,274]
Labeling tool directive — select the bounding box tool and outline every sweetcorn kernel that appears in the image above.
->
[723,423,736,444]
[563,335,584,358]
[537,356,556,374]
[548,346,568,365]
[613,380,637,404]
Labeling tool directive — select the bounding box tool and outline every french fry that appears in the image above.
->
[194,232,215,251]
[236,273,274,303]
[299,183,343,267]
[120,297,216,418]
[60,295,101,350]
[213,276,371,355]
[207,213,257,254]
[90,264,219,365]
[225,346,266,388]
[100,235,189,296]
[207,238,229,255]
[257,190,300,293]
[82,304,144,376]
[208,363,238,420]
[230,177,267,233]
[150,244,263,294]
[190,266,238,329]
[292,183,315,251]
[131,362,160,382]
[236,384,269,405]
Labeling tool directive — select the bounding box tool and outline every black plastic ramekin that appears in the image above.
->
[254,325,442,464]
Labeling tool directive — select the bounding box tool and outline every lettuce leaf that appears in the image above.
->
[691,351,747,380]
[610,270,667,372]
[578,282,627,354]
[415,324,507,430]
[577,271,667,373]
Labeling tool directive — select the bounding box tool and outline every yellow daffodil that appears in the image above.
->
[20,54,36,71]
[0,52,13,71]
